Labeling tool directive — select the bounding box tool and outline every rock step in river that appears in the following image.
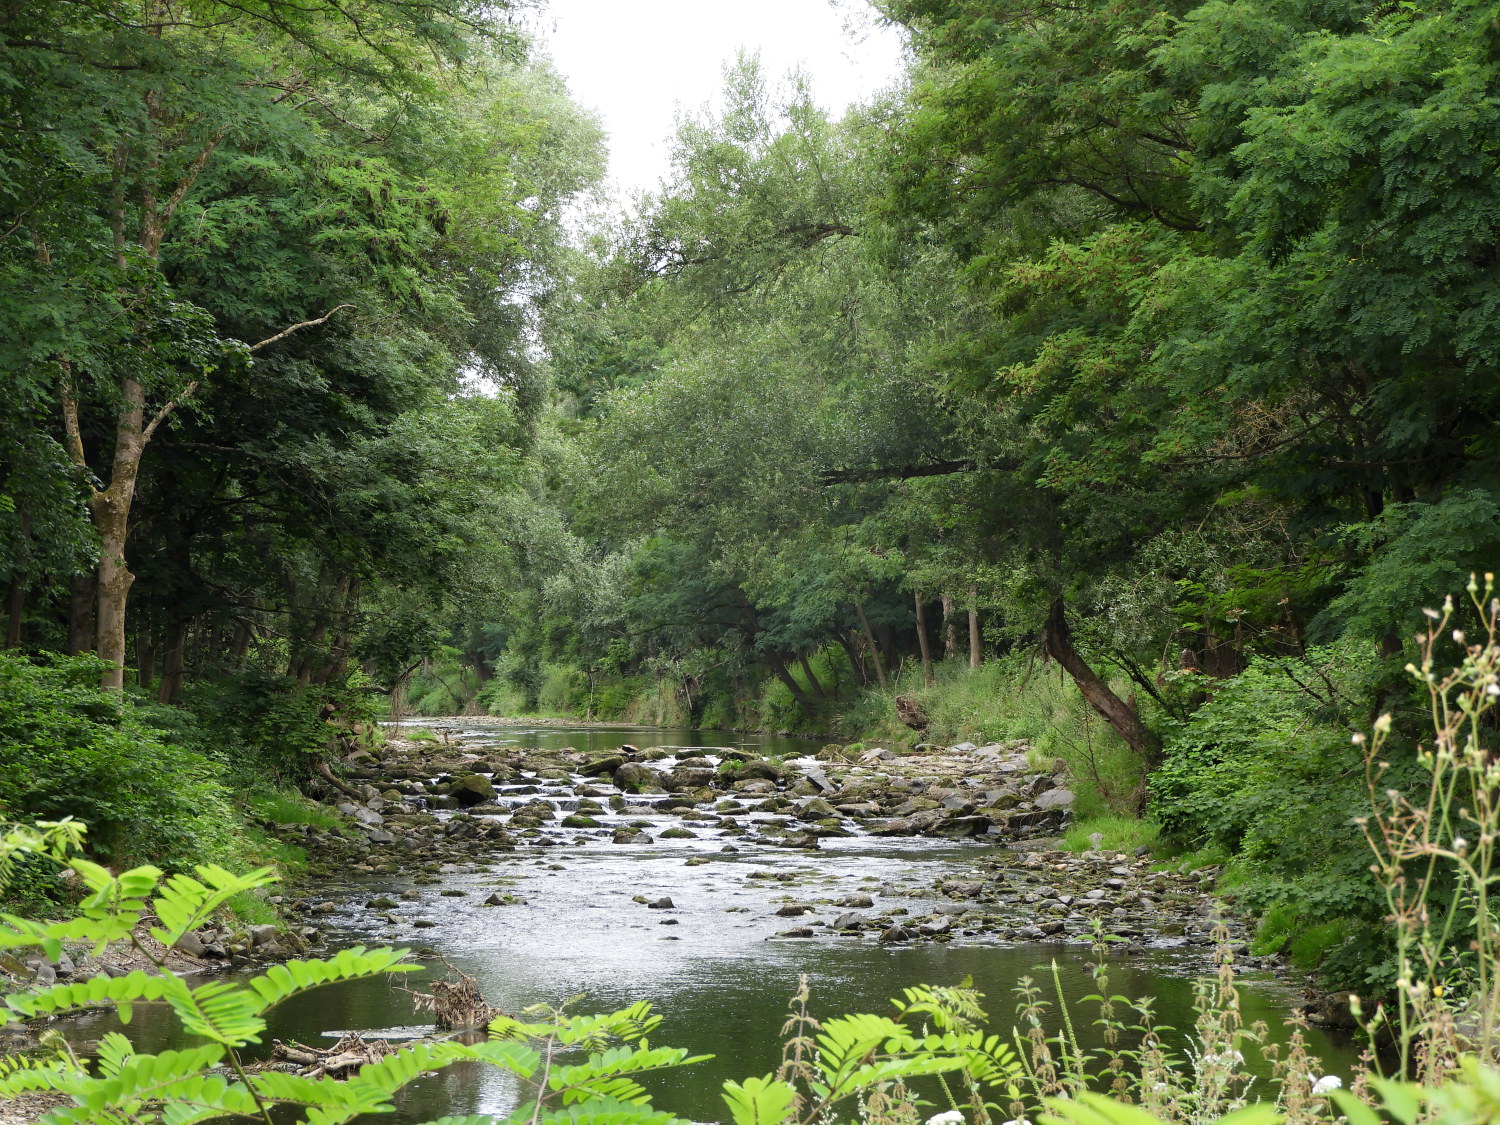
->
[269,722,1251,954]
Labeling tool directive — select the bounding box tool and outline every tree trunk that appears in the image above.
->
[157,618,187,704]
[89,375,149,691]
[765,649,820,713]
[229,618,253,664]
[797,652,830,699]
[136,629,156,691]
[941,594,959,660]
[836,632,867,686]
[4,581,22,649]
[968,585,982,670]
[854,602,889,691]
[68,574,94,656]
[1041,597,1160,765]
[914,588,934,687]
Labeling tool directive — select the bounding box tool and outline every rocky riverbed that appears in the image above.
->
[272,722,1263,960]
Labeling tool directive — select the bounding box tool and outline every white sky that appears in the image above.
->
[528,0,909,200]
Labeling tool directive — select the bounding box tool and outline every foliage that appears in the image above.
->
[1150,643,1401,983]
[0,654,242,871]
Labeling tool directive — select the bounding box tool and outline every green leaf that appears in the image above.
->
[721,1075,797,1125]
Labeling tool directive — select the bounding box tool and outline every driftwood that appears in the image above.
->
[894,694,929,732]
[406,964,500,1031]
[270,1033,396,1077]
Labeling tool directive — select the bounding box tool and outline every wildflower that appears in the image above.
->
[927,1113,965,1125]
[1312,1075,1342,1095]
[1453,837,1469,854]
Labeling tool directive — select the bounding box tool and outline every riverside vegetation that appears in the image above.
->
[2,611,1500,1123]
[5,0,1500,1118]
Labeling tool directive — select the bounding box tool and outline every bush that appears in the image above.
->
[1151,642,1411,985]
[175,670,378,784]
[0,653,243,870]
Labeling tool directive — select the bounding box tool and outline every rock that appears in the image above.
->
[612,827,651,844]
[951,742,978,753]
[367,829,396,844]
[667,767,717,790]
[879,925,915,943]
[838,893,874,908]
[339,802,384,826]
[248,925,279,947]
[646,897,674,909]
[738,760,783,782]
[613,763,659,793]
[831,912,866,930]
[775,904,808,917]
[1035,788,1075,810]
[660,827,697,839]
[561,814,600,828]
[732,778,776,794]
[175,931,207,957]
[450,774,496,807]
[918,916,952,935]
[777,927,815,938]
[932,815,990,839]
[580,755,625,777]
[796,797,838,820]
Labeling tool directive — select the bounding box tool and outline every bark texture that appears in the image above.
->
[1041,597,1160,765]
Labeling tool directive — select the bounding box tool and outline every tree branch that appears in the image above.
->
[249,304,356,352]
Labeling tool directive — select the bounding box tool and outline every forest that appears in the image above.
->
[3,0,1500,1106]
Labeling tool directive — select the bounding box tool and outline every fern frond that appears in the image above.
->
[4,970,175,1021]
[163,978,267,1047]
[527,1098,691,1125]
[549,1046,709,1107]
[150,865,277,947]
[246,945,415,1011]
[722,1075,798,1125]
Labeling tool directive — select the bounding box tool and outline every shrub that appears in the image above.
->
[0,654,243,871]
[1151,642,1406,985]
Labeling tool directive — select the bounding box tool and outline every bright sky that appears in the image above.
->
[528,0,909,200]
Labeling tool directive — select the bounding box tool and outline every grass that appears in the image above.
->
[247,789,345,832]
[1061,815,1160,854]
[840,653,1153,818]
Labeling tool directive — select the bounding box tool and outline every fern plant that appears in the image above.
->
[721,977,1023,1125]
[0,819,703,1125]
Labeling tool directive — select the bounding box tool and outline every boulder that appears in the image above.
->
[738,760,783,782]
[449,774,496,807]
[646,896,674,909]
[796,797,838,820]
[613,762,660,794]
[932,815,990,839]
[838,893,874,908]
[561,814,600,828]
[831,912,866,930]
[667,767,717,790]
[580,755,624,777]
[1035,788,1076,810]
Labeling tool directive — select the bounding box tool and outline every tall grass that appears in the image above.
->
[838,654,1151,817]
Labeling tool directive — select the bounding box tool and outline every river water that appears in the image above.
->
[72,721,1359,1122]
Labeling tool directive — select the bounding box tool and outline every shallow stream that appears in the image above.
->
[79,721,1359,1122]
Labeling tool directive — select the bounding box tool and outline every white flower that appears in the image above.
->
[927,1113,964,1125]
[1312,1075,1342,1095]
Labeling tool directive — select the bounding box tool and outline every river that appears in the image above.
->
[70,720,1359,1122]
